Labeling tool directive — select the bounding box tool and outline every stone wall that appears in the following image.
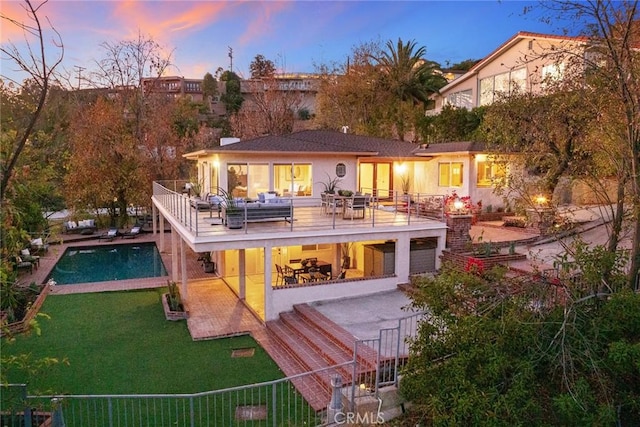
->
[441,250,527,272]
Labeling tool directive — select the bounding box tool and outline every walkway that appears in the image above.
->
[185,279,263,340]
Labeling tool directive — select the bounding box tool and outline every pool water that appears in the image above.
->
[48,243,168,285]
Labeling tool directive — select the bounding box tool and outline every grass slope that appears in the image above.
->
[2,288,283,395]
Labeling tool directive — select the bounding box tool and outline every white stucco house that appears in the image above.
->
[151,130,507,321]
[431,31,588,113]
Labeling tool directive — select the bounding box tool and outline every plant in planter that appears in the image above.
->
[201,252,215,273]
[163,281,188,320]
[319,173,342,194]
[341,242,354,269]
[167,281,182,311]
[338,189,353,197]
[217,188,243,229]
[189,178,203,199]
[401,174,410,195]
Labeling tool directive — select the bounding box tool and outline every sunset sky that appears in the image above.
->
[1,1,574,86]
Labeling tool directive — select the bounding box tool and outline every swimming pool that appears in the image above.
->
[48,243,168,285]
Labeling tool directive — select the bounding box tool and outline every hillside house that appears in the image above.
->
[151,130,506,321]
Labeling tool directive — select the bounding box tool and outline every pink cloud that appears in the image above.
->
[0,1,62,43]
[109,1,228,45]
[236,1,291,46]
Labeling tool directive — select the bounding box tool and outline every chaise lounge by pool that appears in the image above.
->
[47,242,167,285]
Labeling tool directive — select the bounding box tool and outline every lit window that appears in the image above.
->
[274,163,312,197]
[227,163,247,198]
[479,68,527,105]
[477,160,506,187]
[439,162,463,187]
[445,89,473,110]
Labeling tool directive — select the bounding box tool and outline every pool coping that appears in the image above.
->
[24,233,188,295]
[47,241,168,291]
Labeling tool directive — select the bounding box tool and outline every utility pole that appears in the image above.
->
[228,46,233,72]
[74,65,85,90]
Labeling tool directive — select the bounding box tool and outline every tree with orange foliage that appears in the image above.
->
[64,97,149,227]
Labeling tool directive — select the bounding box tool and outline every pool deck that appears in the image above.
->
[20,230,265,339]
[25,231,212,294]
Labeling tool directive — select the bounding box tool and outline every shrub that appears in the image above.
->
[167,281,182,312]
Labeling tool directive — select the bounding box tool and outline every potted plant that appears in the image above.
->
[190,178,203,199]
[201,252,215,273]
[162,280,188,320]
[401,174,410,195]
[341,242,353,269]
[218,188,243,229]
[319,173,342,194]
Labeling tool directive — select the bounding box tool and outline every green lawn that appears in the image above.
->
[2,288,283,396]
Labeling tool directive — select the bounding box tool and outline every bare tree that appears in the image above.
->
[0,0,63,201]
[90,31,173,90]
[230,78,304,139]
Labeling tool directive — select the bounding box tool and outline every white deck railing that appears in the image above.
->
[152,181,445,237]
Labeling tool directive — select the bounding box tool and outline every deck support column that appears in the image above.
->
[158,212,165,252]
[152,204,157,235]
[263,244,274,322]
[171,226,179,283]
[238,249,246,300]
[180,238,188,299]
[334,243,342,274]
[395,234,411,283]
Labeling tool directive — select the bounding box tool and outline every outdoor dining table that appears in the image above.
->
[285,260,332,281]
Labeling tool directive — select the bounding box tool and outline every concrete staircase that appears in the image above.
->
[263,304,378,412]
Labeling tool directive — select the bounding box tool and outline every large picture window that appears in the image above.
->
[227,163,247,197]
[274,163,312,196]
[439,162,463,187]
[247,164,269,199]
[479,68,527,106]
[477,159,506,187]
[445,89,473,110]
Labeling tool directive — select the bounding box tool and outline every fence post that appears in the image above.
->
[375,331,382,396]
[272,382,277,427]
[189,396,195,427]
[351,342,358,412]
[22,385,32,427]
[108,397,113,427]
[394,320,402,387]
[326,375,344,424]
[51,397,65,427]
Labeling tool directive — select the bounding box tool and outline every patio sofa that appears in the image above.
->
[223,194,293,224]
[62,219,97,234]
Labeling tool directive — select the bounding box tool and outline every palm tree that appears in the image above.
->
[373,38,447,140]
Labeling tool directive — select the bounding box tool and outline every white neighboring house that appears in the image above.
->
[151,130,506,321]
[431,31,588,113]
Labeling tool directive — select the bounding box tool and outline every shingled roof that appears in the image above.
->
[194,130,422,158]
[414,141,486,156]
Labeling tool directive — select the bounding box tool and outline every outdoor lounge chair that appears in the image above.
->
[29,236,49,254]
[20,248,40,269]
[98,228,119,241]
[121,225,141,239]
[12,256,33,274]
